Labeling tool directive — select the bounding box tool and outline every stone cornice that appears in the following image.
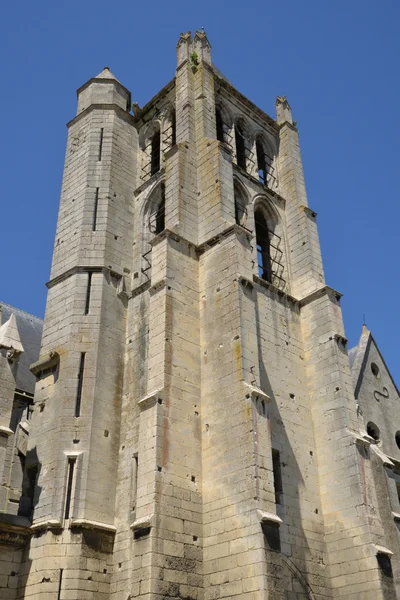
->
[215,78,278,134]
[298,285,343,308]
[47,265,122,290]
[67,103,135,129]
[69,519,116,534]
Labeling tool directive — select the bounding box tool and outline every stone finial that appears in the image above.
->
[176,30,212,68]
[95,66,121,82]
[275,96,293,125]
[0,313,24,354]
[193,29,212,64]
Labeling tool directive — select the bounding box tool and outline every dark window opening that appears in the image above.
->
[255,209,273,283]
[234,185,246,226]
[256,139,266,184]
[216,109,224,143]
[84,272,92,315]
[377,553,393,578]
[98,128,104,161]
[367,421,380,442]
[149,184,165,235]
[25,465,38,519]
[235,122,246,170]
[64,458,76,520]
[396,431,400,450]
[371,362,380,378]
[132,453,138,511]
[396,481,400,504]
[134,527,151,540]
[92,188,99,231]
[171,111,176,147]
[261,521,281,553]
[75,353,86,418]
[151,130,161,176]
[272,449,283,505]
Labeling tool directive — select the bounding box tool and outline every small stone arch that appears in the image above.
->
[233,178,248,226]
[215,102,233,147]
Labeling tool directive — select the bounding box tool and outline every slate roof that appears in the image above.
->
[0,303,43,395]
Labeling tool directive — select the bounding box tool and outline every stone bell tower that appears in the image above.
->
[11,31,400,600]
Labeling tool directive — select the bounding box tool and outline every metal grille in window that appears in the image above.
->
[216,107,233,151]
[163,113,176,151]
[258,153,278,190]
[141,140,153,182]
[264,153,278,190]
[141,188,165,280]
[255,217,286,290]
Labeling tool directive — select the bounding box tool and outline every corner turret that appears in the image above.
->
[76,66,131,115]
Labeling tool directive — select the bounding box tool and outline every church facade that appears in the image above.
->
[0,30,399,600]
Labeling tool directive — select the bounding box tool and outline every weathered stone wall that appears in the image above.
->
[5,31,400,600]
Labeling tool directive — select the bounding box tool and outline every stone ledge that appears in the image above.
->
[70,519,116,534]
[243,382,270,403]
[30,351,60,376]
[138,389,164,411]
[373,544,393,556]
[346,429,372,447]
[31,519,63,532]
[257,509,283,526]
[0,514,31,548]
[300,205,318,219]
[299,285,342,308]
[130,514,153,531]
[370,444,395,468]
[0,426,14,436]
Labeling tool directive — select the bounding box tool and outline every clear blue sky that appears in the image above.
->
[1,1,399,381]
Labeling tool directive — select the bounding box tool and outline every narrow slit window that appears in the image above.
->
[132,453,138,511]
[98,128,104,161]
[57,569,63,600]
[396,481,400,505]
[92,188,99,231]
[84,272,92,315]
[75,353,86,417]
[151,130,161,176]
[255,208,273,283]
[64,458,76,519]
[272,449,283,505]
[235,121,246,170]
[216,109,224,143]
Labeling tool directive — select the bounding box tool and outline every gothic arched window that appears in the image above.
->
[255,207,273,283]
[150,129,161,176]
[235,120,246,171]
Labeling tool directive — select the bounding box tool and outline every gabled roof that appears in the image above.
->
[0,303,43,395]
[349,325,399,399]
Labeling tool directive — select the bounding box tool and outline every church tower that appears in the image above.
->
[6,31,400,599]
